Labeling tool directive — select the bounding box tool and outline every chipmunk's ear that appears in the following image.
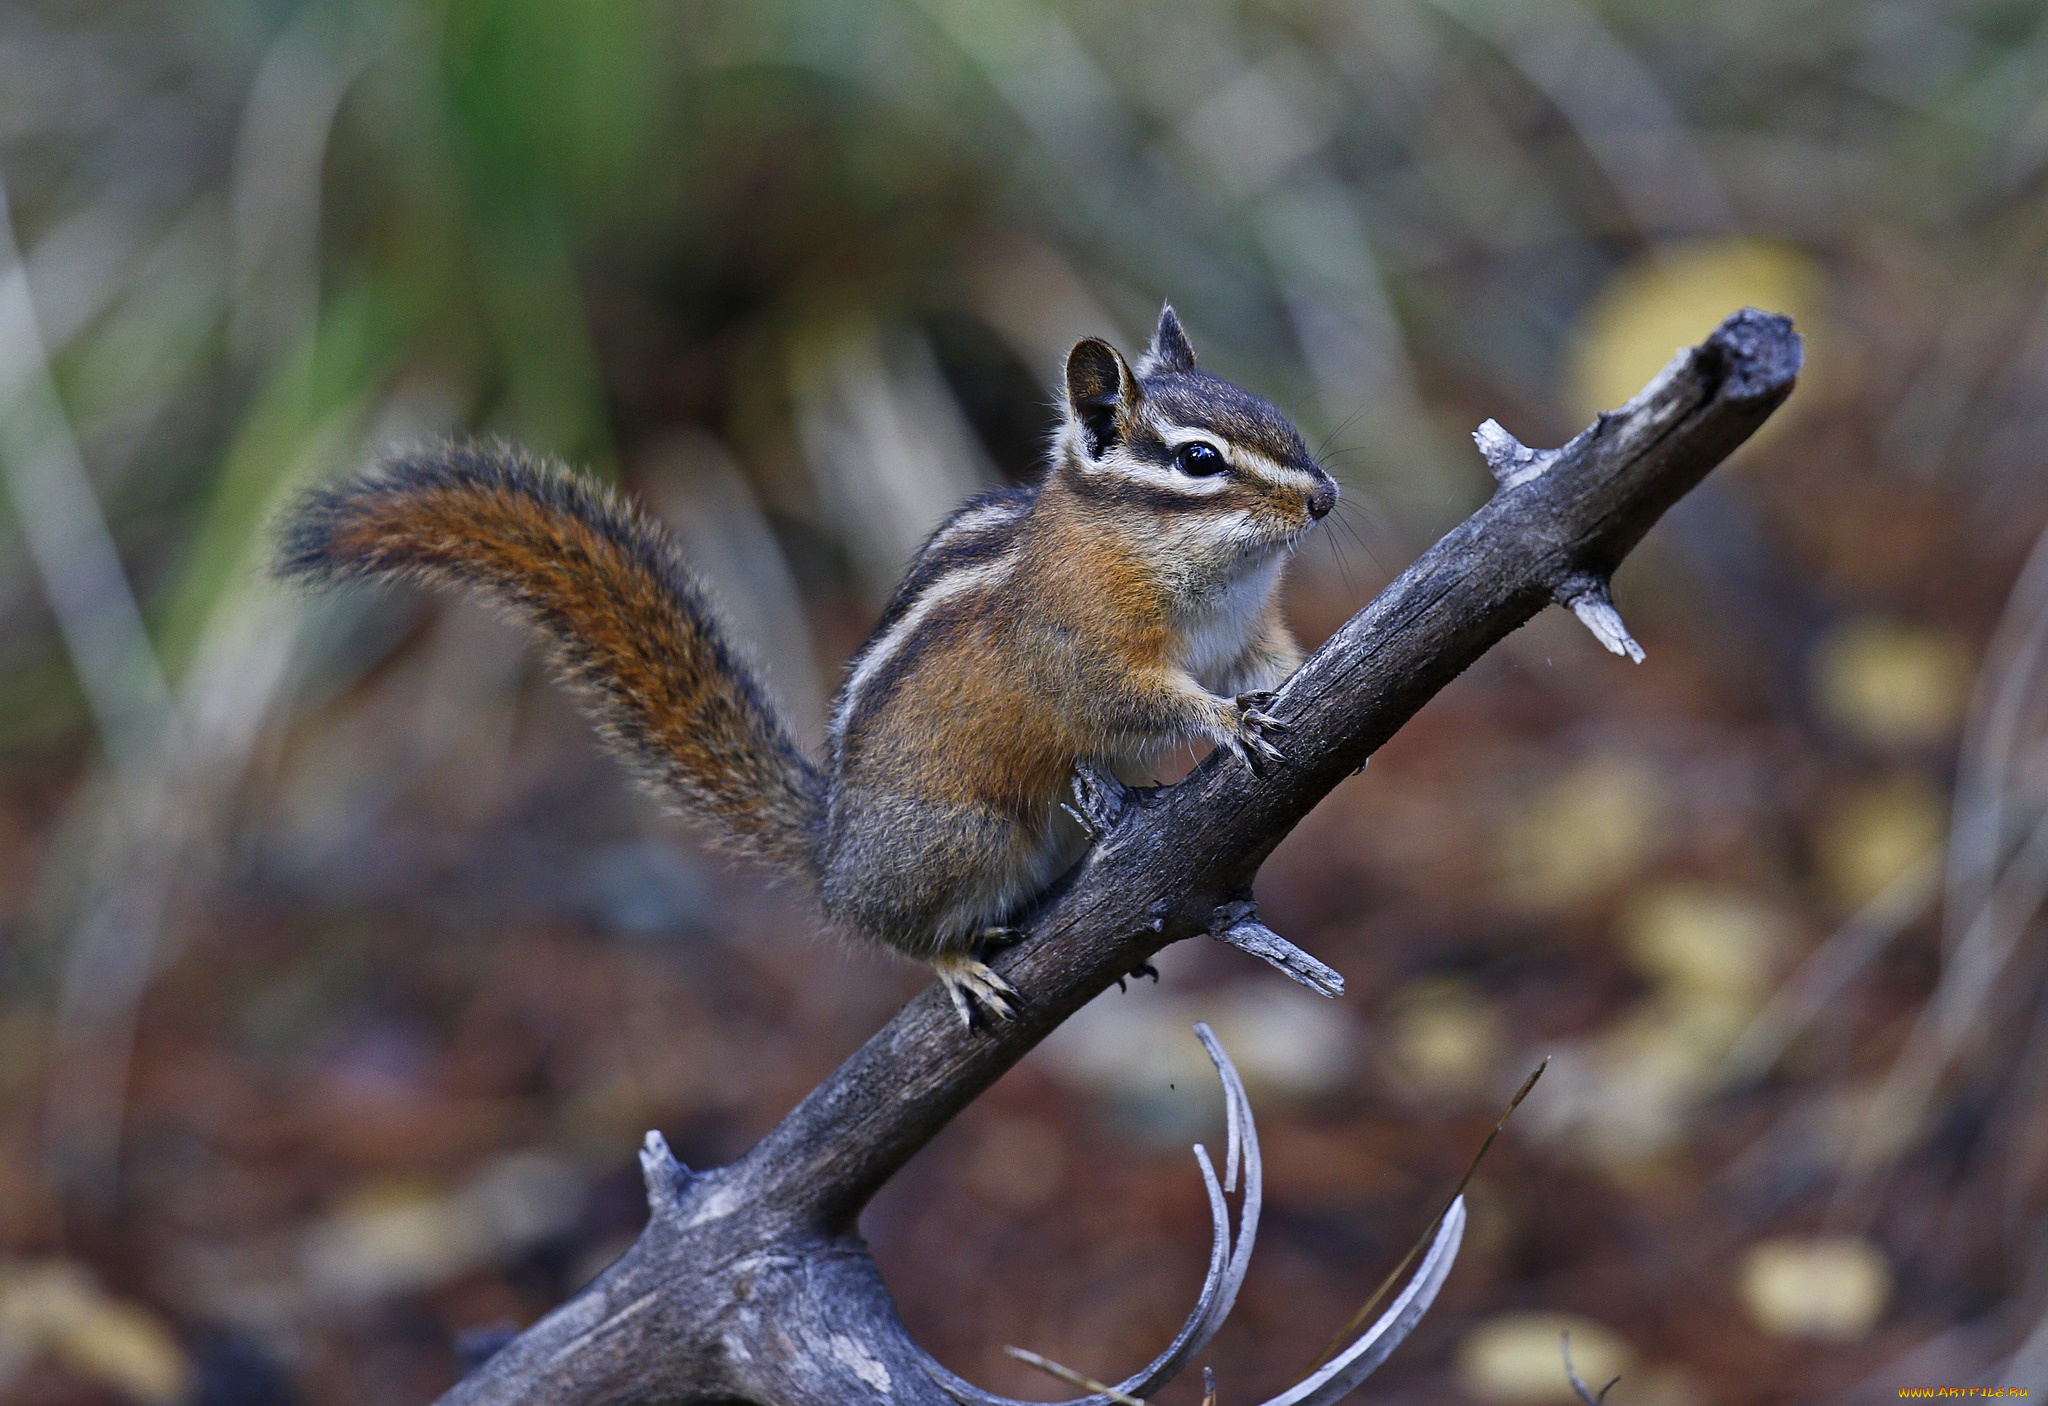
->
[1140,303,1196,375]
[1064,337,1142,457]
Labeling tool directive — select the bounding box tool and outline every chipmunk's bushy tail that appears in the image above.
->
[277,441,824,880]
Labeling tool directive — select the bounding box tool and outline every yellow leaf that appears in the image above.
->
[1457,1313,1633,1404]
[1500,758,1665,910]
[1622,884,1786,1002]
[1739,1235,1891,1341]
[1815,774,1946,910]
[0,1261,190,1404]
[1812,617,1971,749]
[1384,978,1503,1099]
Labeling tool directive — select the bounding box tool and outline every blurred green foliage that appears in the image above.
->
[5,0,2047,747]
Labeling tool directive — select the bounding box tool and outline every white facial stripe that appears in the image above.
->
[832,550,1020,739]
[1150,508,1263,560]
[1229,446,1325,489]
[948,503,1011,534]
[1106,450,1232,494]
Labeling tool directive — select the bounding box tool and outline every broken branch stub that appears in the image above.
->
[1472,417,1560,489]
[1558,573,1645,663]
[437,310,1800,1406]
[1210,897,1345,996]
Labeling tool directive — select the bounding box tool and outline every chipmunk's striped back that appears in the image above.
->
[277,443,825,878]
[828,486,1035,758]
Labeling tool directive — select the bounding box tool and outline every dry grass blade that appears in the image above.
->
[1002,1348,1147,1405]
[1263,1198,1466,1405]
[1306,1059,1547,1373]
[1725,850,1941,1081]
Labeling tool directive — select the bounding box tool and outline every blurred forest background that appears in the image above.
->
[2,0,2048,1401]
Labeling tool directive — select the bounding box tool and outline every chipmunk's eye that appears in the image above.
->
[1174,441,1225,476]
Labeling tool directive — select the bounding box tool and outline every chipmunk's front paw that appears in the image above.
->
[932,953,1021,1028]
[1063,763,1131,838]
[1225,690,1288,776]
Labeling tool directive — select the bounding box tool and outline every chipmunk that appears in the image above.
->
[276,306,1335,1025]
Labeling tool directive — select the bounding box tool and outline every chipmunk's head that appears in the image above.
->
[1054,305,1336,572]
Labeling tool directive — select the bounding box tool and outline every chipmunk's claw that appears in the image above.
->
[1227,691,1288,776]
[1113,960,1161,993]
[1236,690,1289,732]
[933,954,1021,1027]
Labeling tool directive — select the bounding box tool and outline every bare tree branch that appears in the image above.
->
[436,309,1801,1406]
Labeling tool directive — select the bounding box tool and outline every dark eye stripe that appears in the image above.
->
[1062,468,1243,513]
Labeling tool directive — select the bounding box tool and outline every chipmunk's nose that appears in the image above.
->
[1306,476,1337,521]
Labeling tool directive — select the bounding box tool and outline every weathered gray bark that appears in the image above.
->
[437,310,1802,1406]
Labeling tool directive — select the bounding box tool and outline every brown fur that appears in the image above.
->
[276,442,823,879]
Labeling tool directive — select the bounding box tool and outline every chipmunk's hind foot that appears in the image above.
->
[932,953,1021,1028]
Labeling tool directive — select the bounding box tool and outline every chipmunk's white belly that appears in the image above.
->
[1176,555,1281,687]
